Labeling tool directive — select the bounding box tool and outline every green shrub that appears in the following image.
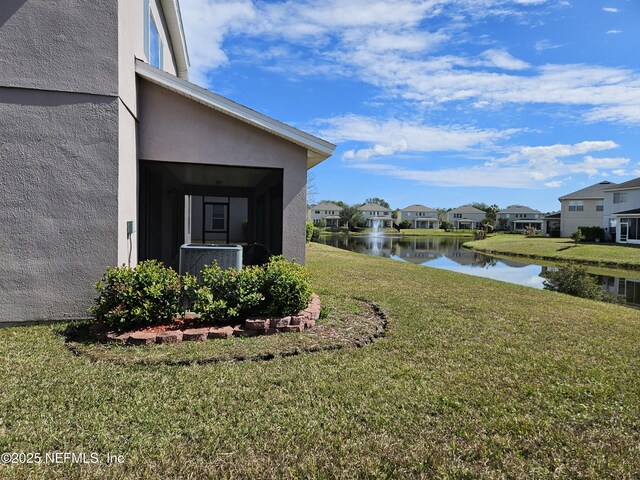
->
[542,265,622,304]
[571,229,585,246]
[190,257,312,321]
[578,226,605,242]
[316,218,327,229]
[311,227,321,242]
[549,227,561,238]
[306,221,314,242]
[91,260,182,330]
[261,256,312,317]
[398,220,412,229]
[196,263,265,322]
[473,229,486,240]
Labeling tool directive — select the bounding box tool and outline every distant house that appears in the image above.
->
[358,203,393,228]
[496,205,543,231]
[558,181,614,237]
[447,206,486,229]
[309,202,343,227]
[603,178,640,244]
[398,204,440,229]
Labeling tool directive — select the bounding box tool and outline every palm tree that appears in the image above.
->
[340,205,366,231]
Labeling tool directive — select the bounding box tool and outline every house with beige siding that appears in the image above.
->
[0,0,334,323]
[398,204,440,229]
[447,206,485,229]
[496,205,543,231]
[309,202,343,227]
[358,203,393,228]
[558,181,614,237]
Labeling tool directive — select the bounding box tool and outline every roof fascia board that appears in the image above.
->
[159,0,190,80]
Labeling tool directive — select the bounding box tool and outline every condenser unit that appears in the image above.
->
[179,244,243,280]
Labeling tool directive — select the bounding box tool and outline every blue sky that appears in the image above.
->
[180,0,640,212]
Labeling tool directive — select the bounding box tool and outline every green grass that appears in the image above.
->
[466,234,640,269]
[1,243,640,478]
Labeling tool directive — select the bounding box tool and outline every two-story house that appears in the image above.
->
[447,206,486,229]
[398,204,440,229]
[309,202,343,227]
[603,178,640,244]
[558,181,614,237]
[0,0,334,323]
[496,205,543,231]
[358,204,393,228]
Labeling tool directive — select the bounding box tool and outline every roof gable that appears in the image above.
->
[359,203,391,212]
[559,180,616,200]
[401,204,436,212]
[136,61,335,168]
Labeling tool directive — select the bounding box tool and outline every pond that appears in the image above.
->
[317,234,640,307]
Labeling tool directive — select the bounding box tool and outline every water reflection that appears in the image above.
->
[318,234,640,307]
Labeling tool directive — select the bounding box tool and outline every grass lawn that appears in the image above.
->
[466,234,640,269]
[2,243,640,478]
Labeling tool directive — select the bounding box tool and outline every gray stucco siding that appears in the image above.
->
[137,80,309,263]
[0,0,118,96]
[0,88,119,322]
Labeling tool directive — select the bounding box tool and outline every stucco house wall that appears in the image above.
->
[0,0,121,322]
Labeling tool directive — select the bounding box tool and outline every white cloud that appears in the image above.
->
[181,0,256,85]
[341,139,624,188]
[481,49,530,70]
[602,7,619,13]
[534,39,565,51]
[607,30,622,34]
[313,114,515,160]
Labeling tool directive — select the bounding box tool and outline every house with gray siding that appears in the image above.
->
[447,206,485,229]
[558,181,614,237]
[309,202,343,227]
[0,0,334,323]
[398,204,440,229]
[358,204,393,228]
[496,205,543,231]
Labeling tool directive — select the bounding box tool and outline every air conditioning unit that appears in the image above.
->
[179,244,243,280]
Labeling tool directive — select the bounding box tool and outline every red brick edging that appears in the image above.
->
[104,294,321,346]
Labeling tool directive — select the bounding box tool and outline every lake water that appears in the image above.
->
[317,234,640,306]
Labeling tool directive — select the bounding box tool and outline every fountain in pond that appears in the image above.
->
[370,218,382,237]
[370,219,382,255]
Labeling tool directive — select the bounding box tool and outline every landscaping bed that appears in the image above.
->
[64,294,387,365]
[89,293,322,345]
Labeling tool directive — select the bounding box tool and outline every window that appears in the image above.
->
[568,200,584,212]
[205,204,226,232]
[454,213,462,219]
[315,210,320,214]
[144,0,163,69]
[596,200,604,212]
[613,192,628,204]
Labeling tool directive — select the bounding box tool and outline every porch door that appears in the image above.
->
[620,222,628,242]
